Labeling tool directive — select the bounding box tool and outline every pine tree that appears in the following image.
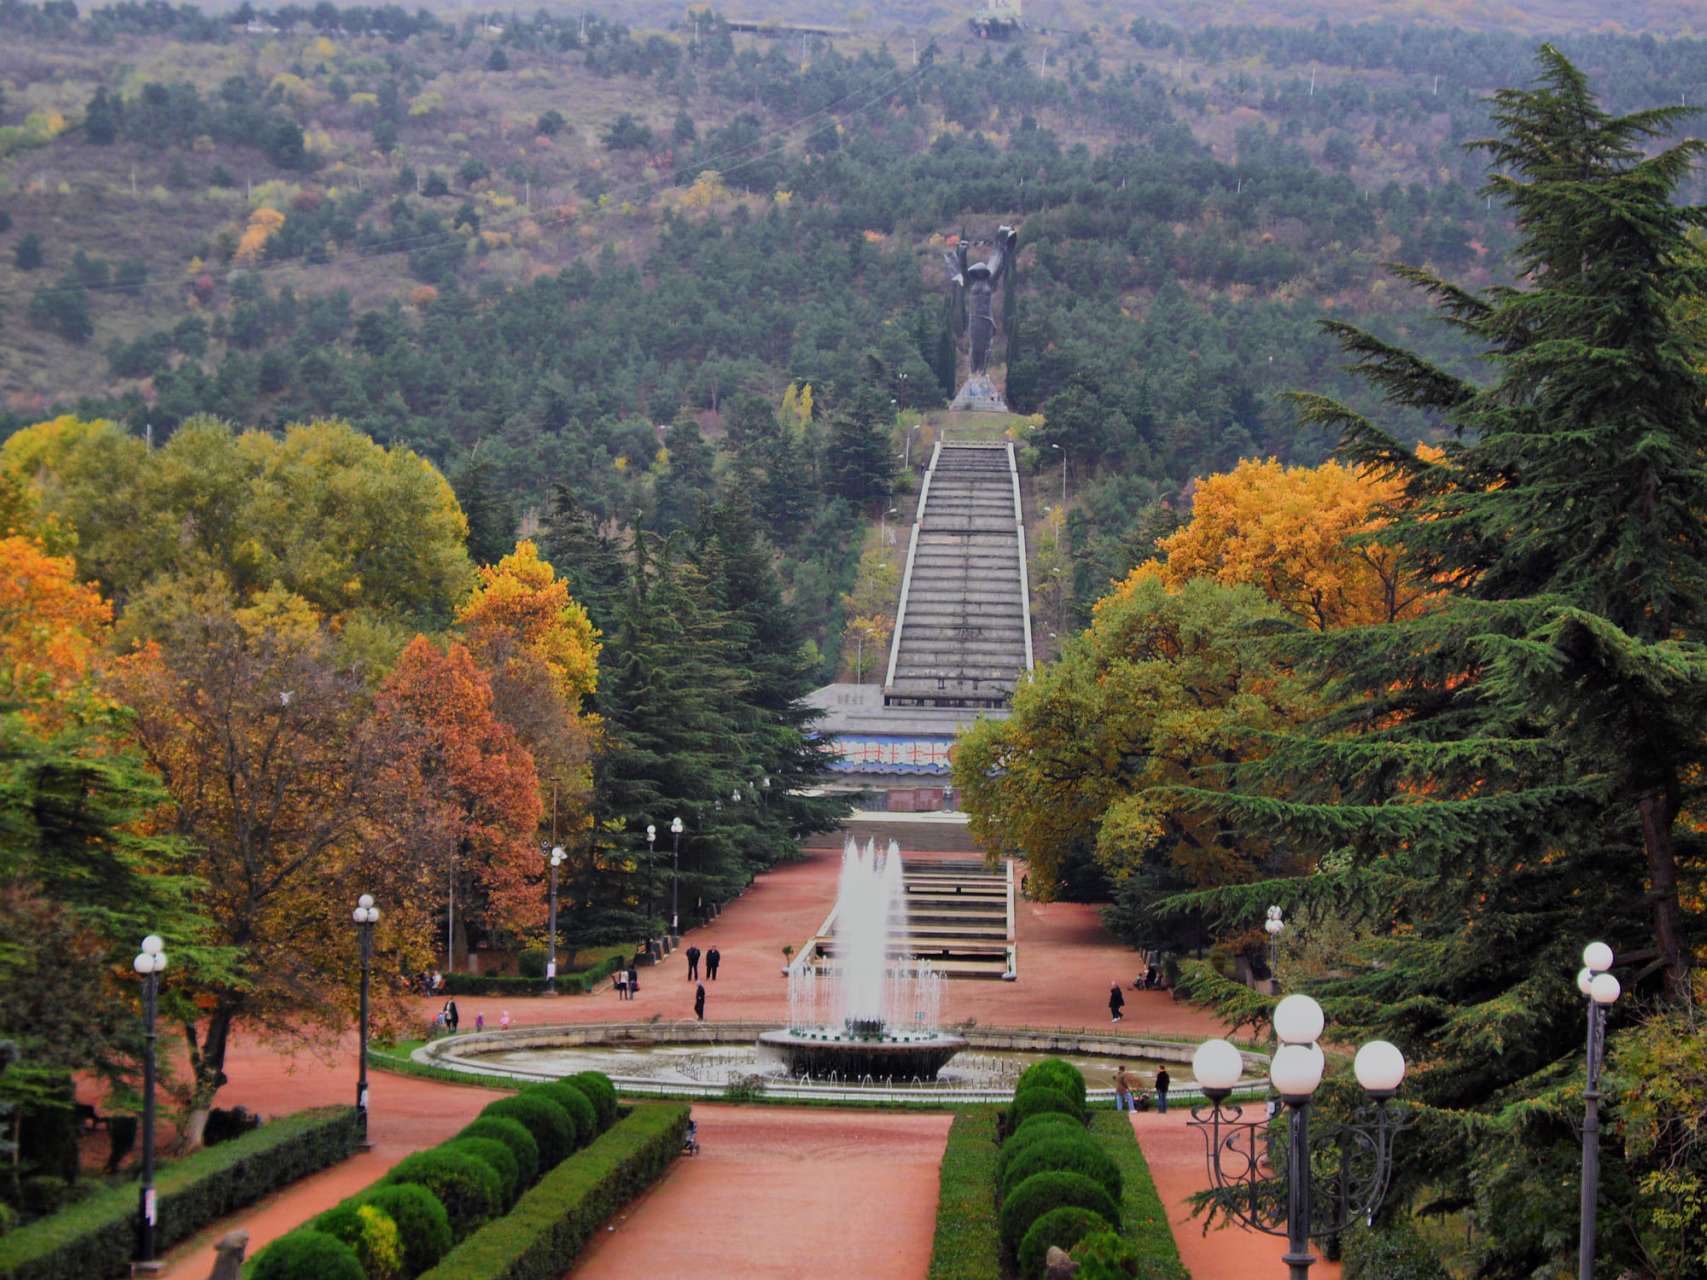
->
[1168,48,1707,1277]
[449,448,516,567]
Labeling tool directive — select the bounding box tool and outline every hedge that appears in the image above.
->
[248,1227,366,1280]
[384,1147,503,1241]
[1010,1085,1082,1129]
[925,1107,1003,1280]
[0,1105,359,1280]
[1087,1112,1187,1280]
[1070,1230,1149,1280]
[308,1201,406,1280]
[416,1103,688,1280]
[355,1184,453,1278]
[565,1074,617,1132]
[1000,1135,1123,1205]
[441,955,624,997]
[442,1138,520,1208]
[478,1095,575,1169]
[997,1124,1101,1189]
[523,1082,595,1148]
[456,1118,539,1188]
[1018,1059,1088,1114]
[999,1170,1120,1257]
[1019,1207,1109,1279]
[1340,1220,1452,1280]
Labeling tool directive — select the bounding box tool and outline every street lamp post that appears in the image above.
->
[1190,995,1409,1279]
[352,896,379,1147]
[669,817,684,939]
[1577,941,1620,1280]
[1049,442,1067,506]
[645,824,657,930]
[132,934,167,1274]
[1265,906,1284,990]
[544,847,565,995]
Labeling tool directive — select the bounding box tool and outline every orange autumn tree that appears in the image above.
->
[456,539,599,707]
[0,533,112,712]
[1133,454,1438,630]
[375,636,543,969]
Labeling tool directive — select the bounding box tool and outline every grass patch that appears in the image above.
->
[1089,1112,1188,1280]
[926,1106,1003,1280]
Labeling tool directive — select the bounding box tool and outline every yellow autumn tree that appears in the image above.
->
[0,533,113,713]
[234,207,286,265]
[456,540,600,707]
[1128,454,1438,630]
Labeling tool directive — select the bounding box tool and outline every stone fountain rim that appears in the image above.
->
[413,1020,1269,1103]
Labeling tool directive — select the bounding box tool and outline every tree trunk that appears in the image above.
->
[182,1004,236,1151]
[1637,783,1691,1001]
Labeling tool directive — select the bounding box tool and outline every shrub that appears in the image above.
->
[997,1121,1096,1187]
[417,1103,688,1280]
[927,1107,1002,1280]
[1014,1112,1085,1140]
[999,1171,1119,1257]
[1018,1058,1088,1113]
[249,1228,366,1280]
[526,1082,595,1148]
[444,1137,520,1208]
[359,1183,452,1278]
[479,1095,576,1169]
[1019,1207,1109,1279]
[0,1105,358,1280]
[517,947,547,978]
[1010,1085,1081,1128]
[1000,1135,1122,1205]
[1340,1221,1452,1280]
[1087,1113,1186,1280]
[310,1202,404,1280]
[385,1148,503,1241]
[1071,1230,1148,1280]
[458,1117,539,1188]
[441,956,621,997]
[565,1073,617,1131]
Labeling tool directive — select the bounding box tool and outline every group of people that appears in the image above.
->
[416,970,447,995]
[683,945,721,981]
[1112,1064,1171,1113]
[431,999,513,1035]
[613,960,642,1000]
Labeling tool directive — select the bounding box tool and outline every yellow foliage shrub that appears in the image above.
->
[234,207,286,265]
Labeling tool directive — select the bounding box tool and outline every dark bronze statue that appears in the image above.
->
[944,226,1017,375]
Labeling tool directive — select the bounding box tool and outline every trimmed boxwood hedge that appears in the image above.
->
[457,1117,540,1188]
[997,1123,1099,1187]
[925,1107,1002,1280]
[565,1074,617,1131]
[441,956,623,997]
[416,1102,689,1280]
[1070,1230,1148,1279]
[309,1201,406,1280]
[524,1082,596,1148]
[1087,1112,1187,1280]
[479,1095,576,1169]
[1000,1135,1123,1205]
[249,1227,368,1280]
[1014,1111,1085,1140]
[1011,1085,1081,1127]
[999,1170,1120,1256]
[0,1105,358,1280]
[443,1137,521,1208]
[1019,1206,1110,1278]
[384,1147,504,1241]
[356,1183,453,1278]
[1018,1059,1088,1114]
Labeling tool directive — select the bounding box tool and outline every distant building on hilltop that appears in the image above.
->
[969,0,1022,39]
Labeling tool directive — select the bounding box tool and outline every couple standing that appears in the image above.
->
[685,945,721,981]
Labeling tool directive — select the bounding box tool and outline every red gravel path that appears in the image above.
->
[1131,1109,1343,1280]
[571,1105,953,1280]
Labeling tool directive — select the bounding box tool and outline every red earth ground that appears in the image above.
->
[140,841,1299,1277]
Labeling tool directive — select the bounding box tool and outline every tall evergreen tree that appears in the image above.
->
[1168,48,1707,1278]
[449,448,517,567]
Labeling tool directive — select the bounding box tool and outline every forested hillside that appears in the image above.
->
[2,1,1705,669]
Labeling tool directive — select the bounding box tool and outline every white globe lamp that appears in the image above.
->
[1582,941,1614,973]
[1354,1041,1406,1098]
[1270,1043,1325,1100]
[1192,1039,1245,1098]
[1273,994,1325,1046]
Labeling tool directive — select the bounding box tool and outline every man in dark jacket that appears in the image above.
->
[685,945,701,980]
[1108,983,1124,1023]
[706,946,721,980]
[694,983,706,1020]
[444,998,460,1032]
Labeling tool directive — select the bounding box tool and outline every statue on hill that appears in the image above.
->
[943,225,1018,411]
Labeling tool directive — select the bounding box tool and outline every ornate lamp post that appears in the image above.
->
[543,846,565,995]
[1576,941,1620,1280]
[1265,906,1284,989]
[1190,995,1409,1279]
[351,895,379,1146]
[132,934,167,1274]
[669,817,684,939]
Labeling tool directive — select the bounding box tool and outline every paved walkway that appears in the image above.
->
[1131,1109,1342,1280]
[571,1104,952,1280]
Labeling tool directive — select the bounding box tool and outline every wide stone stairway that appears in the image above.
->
[803,856,1017,980]
[884,441,1034,709]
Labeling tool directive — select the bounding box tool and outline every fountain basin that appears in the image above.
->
[757,1029,969,1081]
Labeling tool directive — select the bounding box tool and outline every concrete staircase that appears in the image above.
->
[801,856,1017,980]
[884,441,1034,710]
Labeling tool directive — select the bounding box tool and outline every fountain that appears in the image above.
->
[757,838,968,1079]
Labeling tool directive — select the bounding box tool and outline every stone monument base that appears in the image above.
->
[950,373,1008,413]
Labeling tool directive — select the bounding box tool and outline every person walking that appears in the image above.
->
[614,967,628,1000]
[627,962,640,999]
[685,945,701,981]
[694,982,706,1021]
[475,1012,485,1033]
[706,946,721,980]
[1154,1067,1171,1114]
[1114,1065,1134,1113]
[1108,982,1125,1023]
[444,998,460,1033]
[500,1010,511,1030]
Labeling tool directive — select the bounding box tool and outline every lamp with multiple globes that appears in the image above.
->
[1577,941,1620,1280]
[352,895,379,1145]
[669,817,684,938]
[543,846,566,994]
[1189,993,1409,1279]
[132,935,168,1272]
